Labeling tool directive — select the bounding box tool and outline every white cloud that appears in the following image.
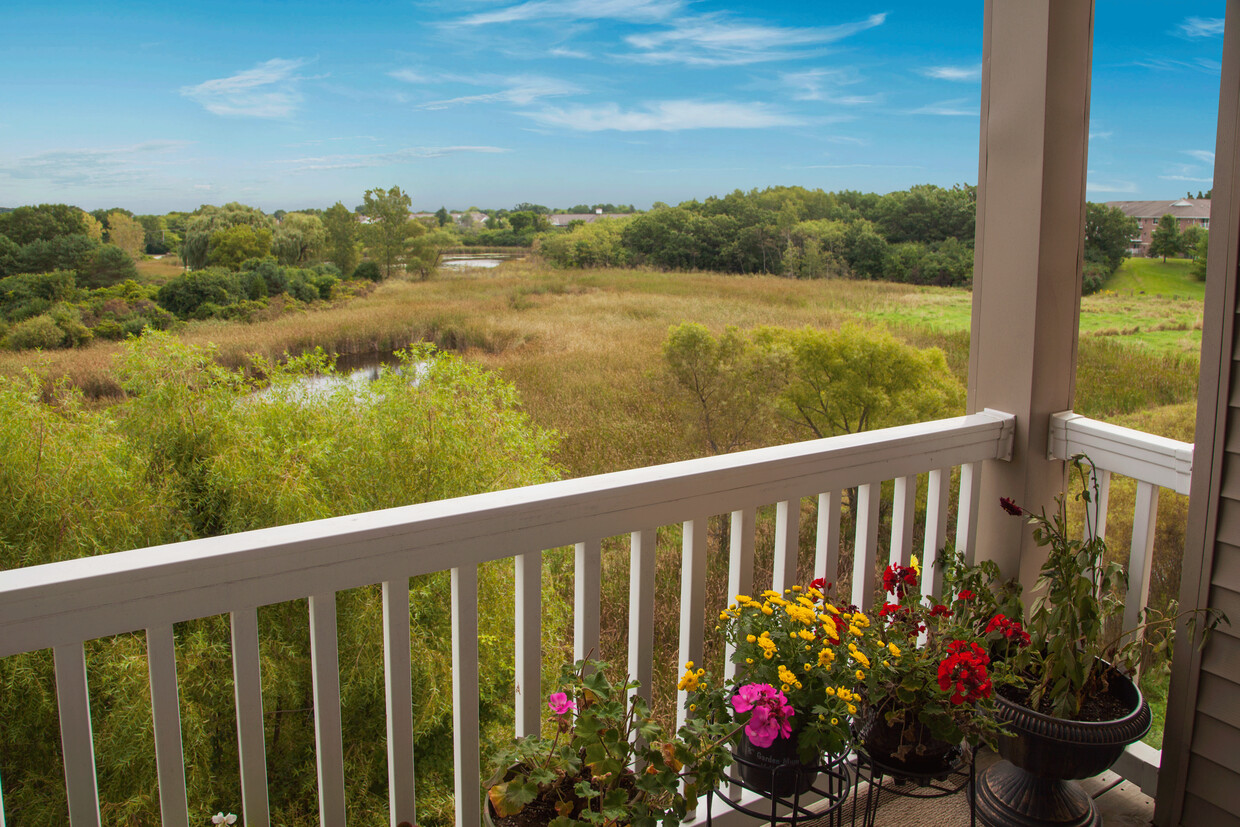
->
[1089,130,1113,140]
[623,12,886,66]
[1160,174,1214,183]
[1086,180,1138,194]
[388,69,431,84]
[909,98,977,116]
[277,145,510,172]
[521,100,804,131]
[0,141,193,186]
[419,75,583,109]
[781,68,873,104]
[1132,57,1222,74]
[1177,17,1225,38]
[455,0,681,26]
[1183,149,1216,163]
[549,47,589,58]
[920,64,981,82]
[180,58,309,118]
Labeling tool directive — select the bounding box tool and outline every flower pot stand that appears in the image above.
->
[705,750,853,826]
[852,746,976,827]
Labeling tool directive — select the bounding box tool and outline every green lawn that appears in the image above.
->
[1105,257,1204,300]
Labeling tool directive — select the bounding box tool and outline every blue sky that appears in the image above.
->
[0,2,1227,213]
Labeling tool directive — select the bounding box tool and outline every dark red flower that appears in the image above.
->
[937,640,992,705]
[999,497,1023,516]
[956,590,975,602]
[882,563,919,597]
[985,613,1031,647]
[929,604,953,618]
[810,577,827,591]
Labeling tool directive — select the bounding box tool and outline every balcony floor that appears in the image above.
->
[857,751,1155,826]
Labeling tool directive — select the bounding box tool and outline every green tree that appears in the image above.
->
[106,211,147,258]
[0,204,89,245]
[362,185,415,278]
[322,202,361,276]
[1084,202,1138,274]
[662,323,784,454]
[206,225,274,270]
[272,212,326,266]
[755,323,964,438]
[1193,230,1209,281]
[181,203,273,269]
[1148,214,1182,262]
[80,245,138,289]
[406,227,454,280]
[435,206,451,227]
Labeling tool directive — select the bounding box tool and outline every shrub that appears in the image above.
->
[4,314,65,350]
[351,261,382,282]
[1082,261,1109,296]
[80,245,137,289]
[156,269,242,318]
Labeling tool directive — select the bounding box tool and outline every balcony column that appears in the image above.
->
[967,0,1093,588]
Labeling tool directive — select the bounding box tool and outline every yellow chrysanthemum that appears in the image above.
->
[888,642,902,657]
[824,686,837,696]
[852,611,871,628]
[855,669,866,681]
[746,634,757,643]
[677,669,699,692]
[830,717,839,726]
[798,629,816,642]
[848,625,862,637]
[848,704,857,715]
[761,604,775,616]
[818,648,835,667]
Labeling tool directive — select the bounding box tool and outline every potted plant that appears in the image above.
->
[689,581,865,797]
[857,556,1020,775]
[976,456,1226,827]
[484,658,736,827]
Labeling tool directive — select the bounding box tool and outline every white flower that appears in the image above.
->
[212,814,237,826]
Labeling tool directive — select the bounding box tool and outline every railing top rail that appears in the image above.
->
[0,410,1015,658]
[1047,411,1193,495]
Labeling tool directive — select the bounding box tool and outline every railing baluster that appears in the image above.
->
[677,518,708,732]
[309,594,346,827]
[955,462,981,563]
[922,469,951,599]
[815,492,842,591]
[773,499,800,593]
[146,625,188,827]
[852,483,881,609]
[382,579,416,827]
[890,475,917,567]
[514,552,542,737]
[451,565,481,827]
[724,509,756,684]
[628,529,657,709]
[1086,467,1112,541]
[230,608,270,827]
[1124,482,1161,636]
[53,643,100,827]
[574,539,602,664]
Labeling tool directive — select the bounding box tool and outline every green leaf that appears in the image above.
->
[488,780,537,818]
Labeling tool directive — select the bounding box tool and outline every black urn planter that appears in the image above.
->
[734,731,820,798]
[975,669,1151,827]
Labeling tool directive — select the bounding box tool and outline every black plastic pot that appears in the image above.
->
[860,706,959,776]
[734,730,819,798]
[975,668,1151,827]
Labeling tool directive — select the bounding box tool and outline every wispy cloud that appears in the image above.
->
[277,145,509,172]
[1176,17,1225,38]
[1089,130,1113,140]
[1131,57,1222,74]
[1160,174,1213,183]
[920,64,981,82]
[388,69,431,84]
[521,100,804,131]
[454,0,681,27]
[549,47,589,58]
[1183,149,1216,163]
[909,98,976,116]
[181,58,310,118]
[622,12,886,66]
[781,68,873,104]
[1086,180,1138,194]
[419,75,583,109]
[798,163,923,170]
[0,141,193,185]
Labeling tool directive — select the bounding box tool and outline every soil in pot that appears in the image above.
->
[996,677,1132,723]
[487,766,636,827]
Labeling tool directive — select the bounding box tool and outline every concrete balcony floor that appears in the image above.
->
[853,751,1155,826]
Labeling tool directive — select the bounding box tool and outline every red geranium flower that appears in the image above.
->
[955,590,975,602]
[937,640,992,705]
[882,563,919,598]
[929,604,953,618]
[999,497,1023,516]
[985,613,1031,647]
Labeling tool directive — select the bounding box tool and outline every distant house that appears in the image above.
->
[1105,198,1210,256]
[547,211,630,227]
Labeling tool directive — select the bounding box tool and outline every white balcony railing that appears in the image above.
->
[1048,410,1195,797]
[0,411,1018,827]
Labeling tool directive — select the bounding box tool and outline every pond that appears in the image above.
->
[439,253,525,270]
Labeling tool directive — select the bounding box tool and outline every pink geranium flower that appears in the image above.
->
[547,691,576,716]
[731,683,794,748]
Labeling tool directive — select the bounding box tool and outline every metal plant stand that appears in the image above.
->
[852,747,976,827]
[705,750,853,826]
